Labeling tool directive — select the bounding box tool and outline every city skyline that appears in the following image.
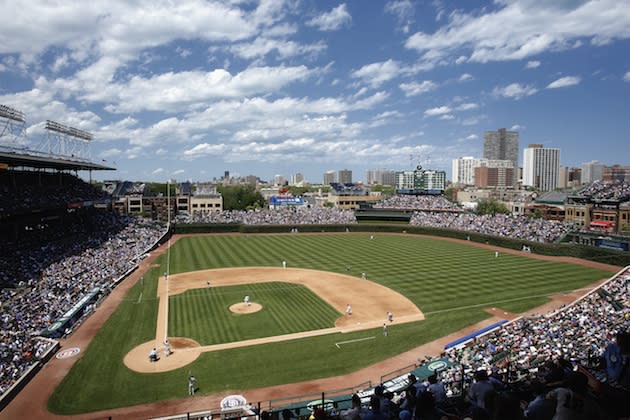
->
[0,1,629,183]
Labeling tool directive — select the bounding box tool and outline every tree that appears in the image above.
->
[287,186,309,196]
[476,198,510,216]
[217,185,265,210]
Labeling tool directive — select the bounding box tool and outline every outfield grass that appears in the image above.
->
[48,233,613,414]
[169,282,340,345]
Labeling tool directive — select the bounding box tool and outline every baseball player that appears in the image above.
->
[346,304,352,316]
[383,323,388,337]
[188,375,196,396]
[387,311,393,322]
[164,339,171,357]
[244,295,250,306]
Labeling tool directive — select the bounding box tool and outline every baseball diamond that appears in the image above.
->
[6,233,617,418]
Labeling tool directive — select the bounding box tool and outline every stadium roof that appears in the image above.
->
[0,150,114,171]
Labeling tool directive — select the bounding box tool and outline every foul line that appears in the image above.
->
[335,336,375,349]
[137,292,143,304]
[423,288,598,316]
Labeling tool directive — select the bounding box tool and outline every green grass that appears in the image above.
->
[48,233,614,414]
[168,282,340,344]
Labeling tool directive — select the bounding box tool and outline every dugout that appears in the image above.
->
[40,287,101,338]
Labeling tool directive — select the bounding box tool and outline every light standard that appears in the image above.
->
[167,178,171,226]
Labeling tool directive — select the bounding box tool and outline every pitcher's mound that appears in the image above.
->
[229,302,262,314]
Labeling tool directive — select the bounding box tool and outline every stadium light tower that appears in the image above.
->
[0,104,27,150]
[41,120,94,161]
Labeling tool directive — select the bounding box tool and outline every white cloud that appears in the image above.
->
[58,65,317,113]
[352,59,403,88]
[384,0,415,33]
[0,1,259,57]
[526,60,541,69]
[456,103,478,111]
[624,71,630,82]
[405,1,630,65]
[492,83,538,99]
[510,124,525,131]
[176,47,192,58]
[455,55,467,64]
[399,80,437,97]
[466,134,479,140]
[546,75,581,89]
[99,148,122,159]
[172,169,185,175]
[439,114,455,120]
[424,106,451,116]
[306,4,351,31]
[183,143,228,157]
[459,73,473,82]
[227,37,327,60]
[152,168,165,175]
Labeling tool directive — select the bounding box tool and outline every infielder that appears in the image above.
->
[346,304,352,316]
[164,339,171,357]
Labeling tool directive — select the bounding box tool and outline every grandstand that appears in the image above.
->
[0,112,168,410]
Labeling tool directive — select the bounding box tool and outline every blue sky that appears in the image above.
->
[0,0,629,184]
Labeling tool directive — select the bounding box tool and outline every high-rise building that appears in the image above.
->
[273,175,285,186]
[452,157,482,186]
[338,169,352,184]
[581,160,605,183]
[452,157,513,187]
[290,173,304,185]
[523,144,560,192]
[474,160,515,188]
[483,128,519,168]
[366,169,396,185]
[323,170,336,185]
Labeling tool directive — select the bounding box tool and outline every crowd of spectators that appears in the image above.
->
[0,211,167,396]
[409,212,570,243]
[576,180,630,202]
[428,267,630,418]
[0,171,109,216]
[277,268,629,420]
[189,207,358,225]
[373,195,463,212]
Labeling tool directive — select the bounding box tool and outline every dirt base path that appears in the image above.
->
[1,232,622,420]
[124,266,425,373]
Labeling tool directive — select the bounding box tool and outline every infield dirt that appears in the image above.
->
[124,266,425,373]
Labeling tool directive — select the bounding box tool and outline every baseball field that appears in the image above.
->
[46,233,613,415]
